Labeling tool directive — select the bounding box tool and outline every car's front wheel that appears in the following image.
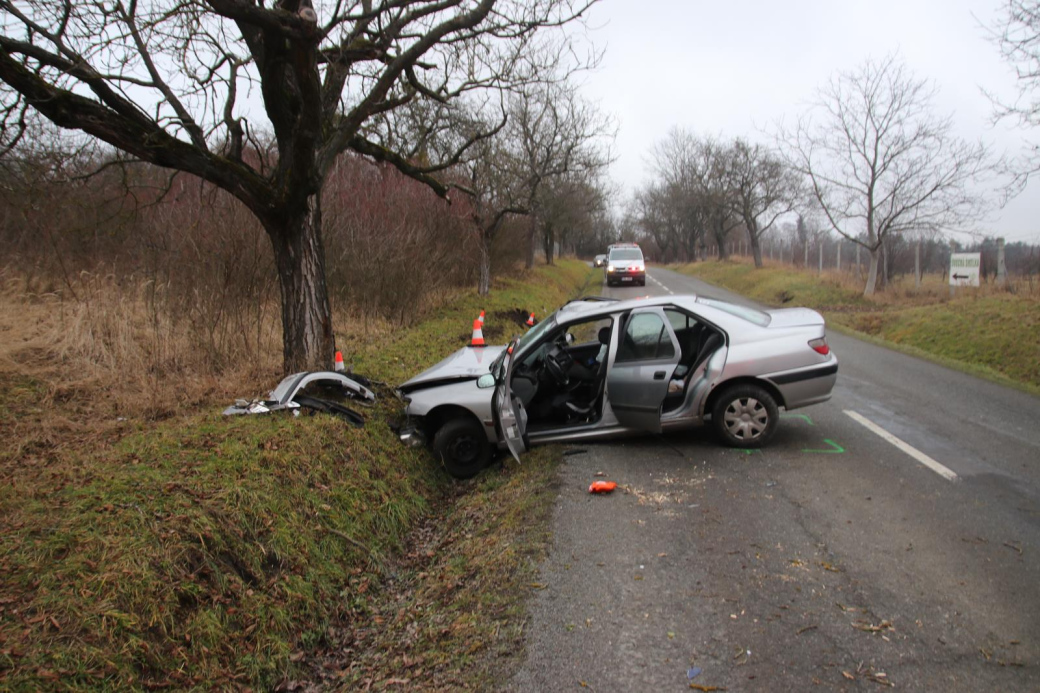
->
[711,384,779,448]
[433,417,491,479]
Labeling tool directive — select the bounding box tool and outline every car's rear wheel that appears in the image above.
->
[433,417,491,479]
[712,384,779,448]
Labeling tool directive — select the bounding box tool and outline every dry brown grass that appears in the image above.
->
[0,269,451,485]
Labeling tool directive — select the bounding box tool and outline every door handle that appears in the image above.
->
[653,370,666,380]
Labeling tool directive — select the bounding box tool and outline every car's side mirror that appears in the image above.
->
[477,373,495,389]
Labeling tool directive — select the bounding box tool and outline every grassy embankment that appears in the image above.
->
[0,260,595,690]
[674,258,1040,394]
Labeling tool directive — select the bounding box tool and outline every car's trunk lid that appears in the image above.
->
[765,307,826,328]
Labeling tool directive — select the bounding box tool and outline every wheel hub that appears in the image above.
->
[723,397,768,441]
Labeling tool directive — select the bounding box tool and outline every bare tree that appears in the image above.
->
[511,82,613,267]
[777,55,999,295]
[723,139,800,268]
[643,129,740,261]
[0,0,596,371]
[449,108,526,295]
[536,170,607,264]
[988,0,1040,179]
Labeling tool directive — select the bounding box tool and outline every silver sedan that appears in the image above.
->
[397,294,837,478]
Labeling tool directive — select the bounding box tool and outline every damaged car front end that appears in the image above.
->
[396,342,513,474]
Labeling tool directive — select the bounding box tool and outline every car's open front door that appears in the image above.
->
[606,307,681,433]
[493,339,528,463]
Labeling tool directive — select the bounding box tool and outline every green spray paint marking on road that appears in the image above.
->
[781,414,815,425]
[736,449,762,455]
[801,439,845,454]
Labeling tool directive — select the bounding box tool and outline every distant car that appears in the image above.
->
[397,294,838,478]
[594,254,607,267]
[605,246,645,286]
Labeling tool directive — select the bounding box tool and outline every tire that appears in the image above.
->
[433,417,491,479]
[711,384,779,448]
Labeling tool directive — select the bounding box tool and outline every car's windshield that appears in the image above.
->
[517,313,556,352]
[490,313,557,380]
[695,297,771,326]
[610,249,642,261]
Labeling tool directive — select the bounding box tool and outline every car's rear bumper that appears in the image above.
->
[764,356,838,410]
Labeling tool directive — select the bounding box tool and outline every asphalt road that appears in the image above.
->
[505,266,1040,692]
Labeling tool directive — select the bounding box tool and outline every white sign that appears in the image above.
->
[949,252,980,287]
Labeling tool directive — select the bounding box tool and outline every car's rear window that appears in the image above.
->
[609,249,642,261]
[695,297,771,326]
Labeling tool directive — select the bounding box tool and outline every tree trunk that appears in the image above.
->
[477,231,492,296]
[880,240,889,287]
[542,222,555,265]
[750,232,764,268]
[525,215,537,268]
[268,194,335,373]
[716,231,729,260]
[863,247,881,296]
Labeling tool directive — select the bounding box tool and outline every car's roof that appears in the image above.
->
[558,294,696,321]
[556,294,769,331]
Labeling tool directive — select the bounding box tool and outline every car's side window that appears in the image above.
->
[664,308,698,360]
[617,312,675,362]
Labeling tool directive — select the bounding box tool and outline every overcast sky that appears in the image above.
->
[577,0,1040,242]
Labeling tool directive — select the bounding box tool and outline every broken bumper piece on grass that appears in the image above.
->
[223,371,375,426]
[397,425,426,448]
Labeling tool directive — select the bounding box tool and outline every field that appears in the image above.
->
[673,258,1040,393]
[0,260,596,690]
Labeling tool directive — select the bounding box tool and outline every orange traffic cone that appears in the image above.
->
[478,310,485,324]
[525,312,535,327]
[471,319,486,347]
[334,351,345,372]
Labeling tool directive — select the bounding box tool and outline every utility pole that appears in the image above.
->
[818,242,823,274]
[997,237,1007,287]
[915,238,921,290]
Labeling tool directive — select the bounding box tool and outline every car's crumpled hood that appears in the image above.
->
[399,345,506,392]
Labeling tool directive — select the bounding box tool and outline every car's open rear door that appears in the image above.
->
[607,307,681,433]
[494,339,528,463]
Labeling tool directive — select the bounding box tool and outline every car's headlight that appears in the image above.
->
[607,264,615,272]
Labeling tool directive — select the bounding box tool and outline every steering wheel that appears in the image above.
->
[544,344,573,386]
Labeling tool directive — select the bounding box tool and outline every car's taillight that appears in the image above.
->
[809,337,830,355]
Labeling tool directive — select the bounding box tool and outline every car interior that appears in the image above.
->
[661,308,725,413]
[511,307,726,430]
[511,316,614,430]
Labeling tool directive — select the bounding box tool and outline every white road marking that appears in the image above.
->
[647,273,674,294]
[844,410,959,482]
